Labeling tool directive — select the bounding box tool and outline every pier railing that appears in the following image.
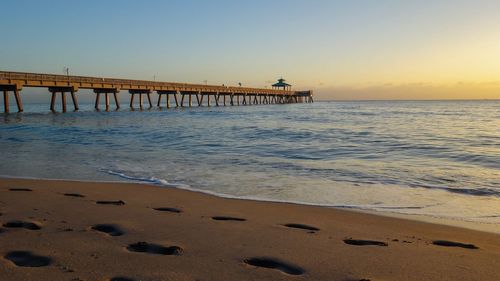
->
[0,70,294,94]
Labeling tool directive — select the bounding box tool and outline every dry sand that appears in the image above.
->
[0,178,499,281]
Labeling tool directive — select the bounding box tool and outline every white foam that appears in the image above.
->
[104,170,190,189]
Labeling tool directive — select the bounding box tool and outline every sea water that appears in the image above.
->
[1,100,499,231]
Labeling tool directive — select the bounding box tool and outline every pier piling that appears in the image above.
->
[14,89,23,111]
[61,92,67,112]
[50,92,56,111]
[196,92,201,106]
[70,90,78,110]
[3,90,8,113]
[157,93,162,107]
[129,89,152,109]
[174,91,179,107]
[94,88,119,110]
[157,90,178,108]
[95,93,100,109]
[105,93,110,110]
[49,86,78,112]
[114,93,120,108]
[1,85,23,113]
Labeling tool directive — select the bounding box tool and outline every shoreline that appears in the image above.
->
[1,177,499,280]
[1,174,498,235]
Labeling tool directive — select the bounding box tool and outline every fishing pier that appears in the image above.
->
[0,71,313,113]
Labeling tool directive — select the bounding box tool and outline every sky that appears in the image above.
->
[1,0,500,100]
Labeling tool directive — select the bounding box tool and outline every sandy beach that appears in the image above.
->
[0,177,499,281]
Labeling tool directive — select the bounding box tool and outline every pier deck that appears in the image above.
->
[0,71,313,113]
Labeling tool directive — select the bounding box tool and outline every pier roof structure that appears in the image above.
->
[272,78,292,91]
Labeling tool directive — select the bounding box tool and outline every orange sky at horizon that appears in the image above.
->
[312,82,500,100]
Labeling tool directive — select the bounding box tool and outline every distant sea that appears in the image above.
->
[1,100,499,231]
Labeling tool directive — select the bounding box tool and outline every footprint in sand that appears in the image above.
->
[153,207,182,213]
[91,224,125,236]
[283,223,320,232]
[64,193,86,198]
[244,257,304,275]
[109,277,136,281]
[96,200,126,206]
[8,188,32,192]
[212,216,246,221]
[127,242,183,256]
[432,240,478,249]
[4,251,52,267]
[343,239,388,247]
[3,220,41,230]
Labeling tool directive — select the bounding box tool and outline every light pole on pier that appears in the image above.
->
[63,67,70,84]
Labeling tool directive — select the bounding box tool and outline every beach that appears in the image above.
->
[1,177,499,281]
[3,1,500,280]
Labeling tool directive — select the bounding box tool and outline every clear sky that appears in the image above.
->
[1,0,500,100]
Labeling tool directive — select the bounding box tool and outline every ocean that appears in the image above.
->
[1,100,499,231]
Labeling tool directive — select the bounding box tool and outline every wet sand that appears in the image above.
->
[0,178,499,281]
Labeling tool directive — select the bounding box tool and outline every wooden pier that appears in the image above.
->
[0,71,313,113]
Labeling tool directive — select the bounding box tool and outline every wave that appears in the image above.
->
[104,170,190,189]
[407,183,500,197]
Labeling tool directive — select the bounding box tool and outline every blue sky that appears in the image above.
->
[2,0,500,99]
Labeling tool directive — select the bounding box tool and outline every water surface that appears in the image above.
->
[1,100,499,231]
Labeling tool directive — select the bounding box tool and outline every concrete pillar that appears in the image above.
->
[174,91,179,107]
[14,89,23,112]
[71,89,78,110]
[114,92,120,108]
[105,93,110,111]
[50,92,56,111]
[130,94,135,108]
[95,93,101,109]
[157,94,162,107]
[3,90,8,113]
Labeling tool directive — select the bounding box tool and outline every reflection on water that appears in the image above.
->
[0,100,499,230]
